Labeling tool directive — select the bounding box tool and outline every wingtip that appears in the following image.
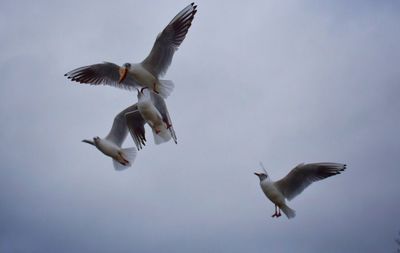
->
[335,164,347,174]
[190,2,197,11]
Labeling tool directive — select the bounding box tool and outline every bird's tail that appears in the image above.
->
[280,204,296,219]
[112,147,137,171]
[158,80,175,98]
[152,127,171,145]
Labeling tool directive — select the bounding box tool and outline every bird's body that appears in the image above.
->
[137,88,175,145]
[255,162,346,219]
[91,138,130,166]
[137,96,164,133]
[260,179,286,208]
[127,63,160,92]
[64,3,197,99]
[94,138,119,157]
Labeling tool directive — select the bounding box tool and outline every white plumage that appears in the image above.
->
[255,162,346,219]
[82,105,141,171]
[137,88,177,145]
[64,3,197,98]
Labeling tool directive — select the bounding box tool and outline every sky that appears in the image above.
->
[1,0,400,252]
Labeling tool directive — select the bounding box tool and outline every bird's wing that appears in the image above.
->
[104,104,139,147]
[274,163,346,201]
[150,92,177,143]
[141,3,197,77]
[64,62,140,90]
[125,109,147,150]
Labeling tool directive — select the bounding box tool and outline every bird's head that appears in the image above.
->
[255,161,269,181]
[118,63,131,83]
[254,172,268,181]
[137,87,149,100]
[82,136,100,147]
[123,63,131,68]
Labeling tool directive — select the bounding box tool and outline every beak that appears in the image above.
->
[118,67,128,84]
[254,172,261,177]
[82,139,95,146]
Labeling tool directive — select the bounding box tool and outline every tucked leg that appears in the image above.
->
[153,83,160,94]
[164,120,172,129]
[272,205,279,218]
[277,208,282,217]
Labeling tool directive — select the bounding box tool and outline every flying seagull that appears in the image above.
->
[136,88,177,145]
[254,162,346,219]
[64,3,197,98]
[82,104,145,170]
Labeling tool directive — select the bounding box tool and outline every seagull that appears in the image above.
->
[136,88,177,145]
[64,3,197,98]
[82,104,146,170]
[254,162,346,219]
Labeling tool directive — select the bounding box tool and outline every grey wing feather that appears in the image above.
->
[104,104,139,147]
[141,3,197,77]
[64,62,140,91]
[274,163,346,201]
[125,109,147,150]
[150,92,177,144]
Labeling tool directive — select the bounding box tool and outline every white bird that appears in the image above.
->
[64,3,197,98]
[82,104,145,170]
[136,88,177,145]
[254,162,346,219]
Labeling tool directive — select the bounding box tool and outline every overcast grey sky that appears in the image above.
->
[1,0,400,252]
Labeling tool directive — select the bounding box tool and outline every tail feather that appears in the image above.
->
[158,80,175,98]
[112,147,137,171]
[113,159,129,171]
[152,128,171,145]
[280,205,296,219]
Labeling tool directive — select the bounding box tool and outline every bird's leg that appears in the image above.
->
[153,82,160,94]
[118,152,129,165]
[164,120,172,129]
[272,205,278,218]
[277,207,282,217]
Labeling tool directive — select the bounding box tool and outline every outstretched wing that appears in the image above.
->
[64,62,140,90]
[141,3,197,77]
[274,163,346,201]
[104,104,140,147]
[125,109,147,150]
[150,92,177,144]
